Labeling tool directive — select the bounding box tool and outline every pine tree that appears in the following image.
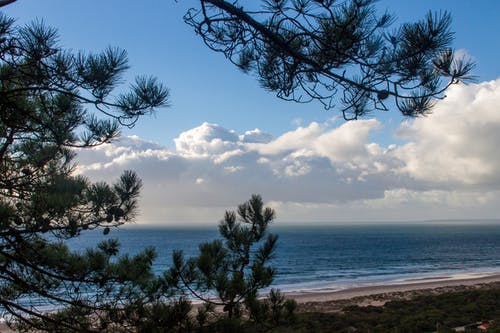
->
[185,0,475,119]
[0,13,173,331]
[170,195,278,320]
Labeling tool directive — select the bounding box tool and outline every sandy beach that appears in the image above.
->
[286,272,500,313]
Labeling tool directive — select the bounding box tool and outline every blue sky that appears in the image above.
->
[5,1,500,145]
[3,1,500,224]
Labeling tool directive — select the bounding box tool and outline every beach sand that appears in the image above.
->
[287,273,500,313]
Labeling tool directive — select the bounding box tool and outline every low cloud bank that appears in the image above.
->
[76,79,500,224]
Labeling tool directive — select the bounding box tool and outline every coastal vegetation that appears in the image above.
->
[217,286,500,333]
[16,282,500,332]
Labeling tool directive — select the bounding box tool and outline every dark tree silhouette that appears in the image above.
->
[0,1,16,8]
[0,13,175,331]
[184,0,475,120]
[170,195,278,320]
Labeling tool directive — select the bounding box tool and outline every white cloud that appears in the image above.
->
[240,128,273,143]
[75,79,500,224]
[253,122,323,155]
[394,79,500,187]
[174,122,239,156]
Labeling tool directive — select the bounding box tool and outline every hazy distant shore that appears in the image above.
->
[286,272,500,312]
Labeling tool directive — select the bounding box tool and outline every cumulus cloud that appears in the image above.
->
[174,122,239,156]
[75,79,500,224]
[240,128,273,143]
[394,79,500,187]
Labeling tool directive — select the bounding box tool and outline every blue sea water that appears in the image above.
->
[66,223,500,293]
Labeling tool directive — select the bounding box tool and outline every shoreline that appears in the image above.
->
[284,273,500,312]
[1,274,499,332]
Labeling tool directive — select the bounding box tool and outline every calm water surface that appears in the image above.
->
[66,223,500,292]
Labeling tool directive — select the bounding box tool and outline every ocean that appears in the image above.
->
[66,222,500,293]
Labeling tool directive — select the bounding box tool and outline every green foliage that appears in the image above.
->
[265,286,500,333]
[130,299,194,333]
[167,196,299,332]
[195,302,215,328]
[268,288,286,325]
[0,12,171,331]
[207,316,245,333]
[283,298,298,323]
[243,289,298,332]
[245,294,270,326]
[17,304,95,333]
[171,195,278,320]
[186,0,474,119]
